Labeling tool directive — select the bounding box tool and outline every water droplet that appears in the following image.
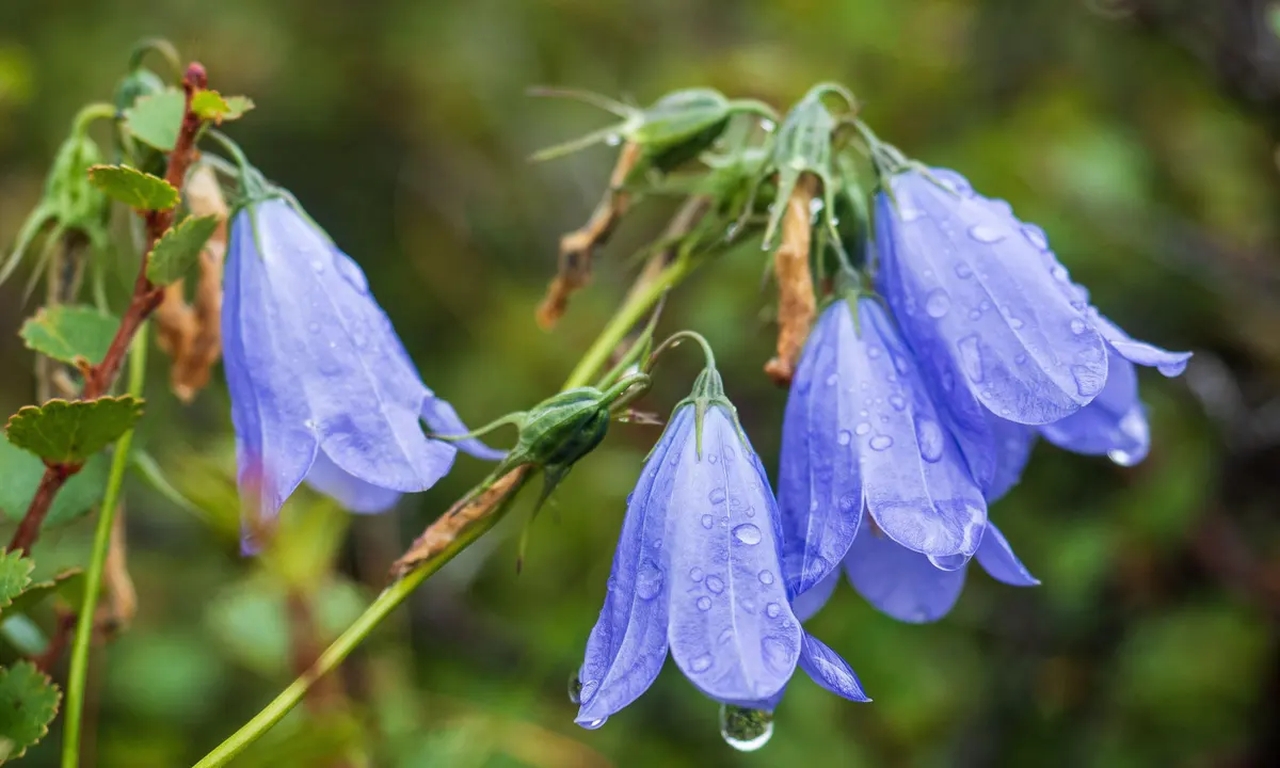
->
[1022,224,1048,250]
[869,434,894,451]
[762,635,795,672]
[899,208,924,222]
[968,309,982,320]
[310,259,325,273]
[307,322,321,334]
[954,262,974,279]
[836,430,852,446]
[1070,364,1104,397]
[700,514,714,529]
[636,560,663,600]
[1070,318,1088,335]
[718,628,735,645]
[690,566,705,582]
[1051,265,1070,283]
[1015,353,1028,365]
[709,488,727,504]
[336,257,370,293]
[854,422,871,436]
[915,417,944,462]
[720,705,774,752]
[867,345,882,359]
[604,133,622,146]
[925,289,951,318]
[957,334,984,382]
[697,596,712,611]
[758,570,775,585]
[889,395,906,411]
[706,576,725,594]
[568,672,584,704]
[708,453,718,464]
[968,224,1006,244]
[825,373,839,386]
[980,300,992,311]
[1009,317,1024,330]
[723,446,736,463]
[893,355,910,374]
[733,524,762,545]
[583,717,608,730]
[765,602,782,618]
[691,654,713,673]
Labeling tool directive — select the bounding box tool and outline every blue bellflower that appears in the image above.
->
[777,297,987,600]
[874,169,1191,466]
[222,197,499,548]
[576,370,867,729]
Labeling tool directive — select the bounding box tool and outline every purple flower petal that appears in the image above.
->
[854,300,987,558]
[575,409,688,727]
[778,304,864,595]
[668,406,801,704]
[843,525,968,623]
[797,632,870,702]
[252,199,456,493]
[975,523,1039,586]
[1090,311,1191,378]
[792,568,840,623]
[304,450,401,513]
[1041,346,1150,466]
[877,170,1109,425]
[987,417,1036,504]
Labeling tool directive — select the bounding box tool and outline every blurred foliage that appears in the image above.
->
[2,0,1279,766]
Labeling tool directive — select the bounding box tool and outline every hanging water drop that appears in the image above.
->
[925,289,951,318]
[968,224,1006,244]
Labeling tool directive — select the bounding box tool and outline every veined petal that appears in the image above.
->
[792,568,839,623]
[223,208,318,543]
[1090,311,1191,378]
[975,523,1038,587]
[778,304,863,595]
[877,170,1108,425]
[668,406,801,705]
[575,409,688,726]
[854,300,987,559]
[1041,347,1149,466]
[987,416,1036,504]
[844,526,967,623]
[797,632,870,702]
[304,450,401,513]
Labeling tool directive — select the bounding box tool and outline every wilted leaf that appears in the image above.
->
[87,165,179,212]
[147,214,220,285]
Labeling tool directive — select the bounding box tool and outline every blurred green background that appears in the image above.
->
[2,1,1279,766]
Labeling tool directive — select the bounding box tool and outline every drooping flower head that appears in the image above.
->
[777,296,988,599]
[576,358,867,729]
[222,193,498,549]
[872,160,1191,466]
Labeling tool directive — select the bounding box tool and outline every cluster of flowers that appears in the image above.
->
[216,137,1188,741]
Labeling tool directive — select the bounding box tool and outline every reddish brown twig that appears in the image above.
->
[536,141,643,330]
[764,175,818,386]
[7,62,210,556]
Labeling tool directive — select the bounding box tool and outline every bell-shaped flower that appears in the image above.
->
[222,196,499,548]
[576,369,867,729]
[777,297,987,599]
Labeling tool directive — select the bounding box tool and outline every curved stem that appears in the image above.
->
[647,329,717,373]
[61,326,148,768]
[190,258,692,768]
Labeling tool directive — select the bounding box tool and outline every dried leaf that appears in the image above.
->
[764,176,818,386]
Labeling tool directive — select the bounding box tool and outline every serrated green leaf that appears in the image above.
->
[191,90,255,123]
[0,441,108,526]
[87,165,179,212]
[123,87,184,151]
[5,396,144,465]
[19,304,118,365]
[146,214,220,285]
[0,554,33,614]
[224,95,254,119]
[0,661,61,760]
[3,569,83,619]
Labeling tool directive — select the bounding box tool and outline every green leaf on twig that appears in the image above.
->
[0,553,34,614]
[87,165,179,212]
[0,661,61,761]
[147,214,220,285]
[123,87,184,151]
[5,396,144,465]
[19,304,118,365]
[3,569,84,619]
[191,90,254,123]
[0,441,108,526]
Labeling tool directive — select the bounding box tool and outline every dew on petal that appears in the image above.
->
[1070,364,1105,397]
[720,705,774,753]
[636,560,663,600]
[709,488,727,504]
[968,224,1006,244]
[915,417,944,463]
[957,334,984,382]
[733,524,763,545]
[758,569,775,585]
[701,514,714,529]
[889,395,906,411]
[690,654,713,673]
[854,422,871,436]
[836,430,853,446]
[1021,224,1049,250]
[925,289,951,318]
[869,435,894,451]
[1070,318,1088,335]
[899,208,924,222]
[706,576,726,594]
[697,596,712,611]
[690,566,705,582]
[954,262,974,279]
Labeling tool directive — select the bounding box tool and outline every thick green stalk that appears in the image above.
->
[191,260,689,768]
[62,326,149,768]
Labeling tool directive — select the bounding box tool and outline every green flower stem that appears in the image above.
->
[190,259,690,768]
[62,325,149,768]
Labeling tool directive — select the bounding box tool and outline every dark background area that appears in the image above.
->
[1,1,1279,766]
